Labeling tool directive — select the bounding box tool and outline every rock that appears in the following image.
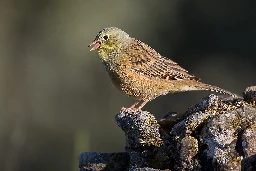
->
[129,166,169,171]
[79,87,256,171]
[115,110,163,148]
[116,110,170,169]
[241,126,256,170]
[79,152,129,171]
[243,86,256,106]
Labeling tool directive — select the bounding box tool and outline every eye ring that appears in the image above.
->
[103,35,108,40]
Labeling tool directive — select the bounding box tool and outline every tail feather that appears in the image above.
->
[196,82,240,98]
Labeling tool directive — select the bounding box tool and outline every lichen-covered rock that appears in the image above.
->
[241,121,256,170]
[79,152,129,171]
[116,110,163,148]
[178,135,200,170]
[129,166,170,171]
[116,110,170,169]
[79,86,256,171]
[200,106,243,170]
[243,86,256,106]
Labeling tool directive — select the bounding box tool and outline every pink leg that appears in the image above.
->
[129,101,140,108]
[121,99,150,112]
[121,100,141,112]
[137,99,150,110]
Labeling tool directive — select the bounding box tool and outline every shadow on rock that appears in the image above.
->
[79,86,256,171]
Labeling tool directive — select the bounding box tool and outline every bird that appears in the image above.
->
[88,27,239,111]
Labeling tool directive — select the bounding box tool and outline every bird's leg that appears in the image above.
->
[121,99,149,112]
[121,100,141,112]
[129,101,141,108]
[137,99,150,110]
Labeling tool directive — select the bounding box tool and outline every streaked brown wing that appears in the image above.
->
[125,39,199,81]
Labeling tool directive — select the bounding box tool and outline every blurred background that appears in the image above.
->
[0,0,255,170]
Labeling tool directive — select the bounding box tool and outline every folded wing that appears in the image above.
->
[125,39,199,81]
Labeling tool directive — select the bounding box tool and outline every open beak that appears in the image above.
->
[88,40,101,51]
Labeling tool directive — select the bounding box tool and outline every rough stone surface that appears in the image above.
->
[79,152,130,171]
[79,87,256,171]
[129,166,170,171]
[244,86,256,106]
[116,110,163,148]
[116,110,169,169]
[241,127,256,170]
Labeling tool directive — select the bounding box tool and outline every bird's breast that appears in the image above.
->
[106,66,176,100]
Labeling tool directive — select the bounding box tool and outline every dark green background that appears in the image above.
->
[0,0,255,170]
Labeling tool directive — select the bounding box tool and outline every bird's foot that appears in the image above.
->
[120,99,150,113]
[120,100,142,113]
[121,107,141,113]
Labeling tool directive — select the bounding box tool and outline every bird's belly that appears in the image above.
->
[108,69,175,100]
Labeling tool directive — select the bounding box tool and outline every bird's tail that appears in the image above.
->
[193,81,240,98]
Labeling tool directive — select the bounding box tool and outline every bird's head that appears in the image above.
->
[89,27,130,61]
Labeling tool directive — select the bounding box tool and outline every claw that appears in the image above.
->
[121,107,141,113]
[120,99,149,113]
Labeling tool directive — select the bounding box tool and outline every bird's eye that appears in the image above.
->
[103,35,108,40]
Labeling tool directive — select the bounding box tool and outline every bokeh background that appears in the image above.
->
[0,0,255,170]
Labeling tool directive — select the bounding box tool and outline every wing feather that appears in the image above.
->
[124,39,199,81]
